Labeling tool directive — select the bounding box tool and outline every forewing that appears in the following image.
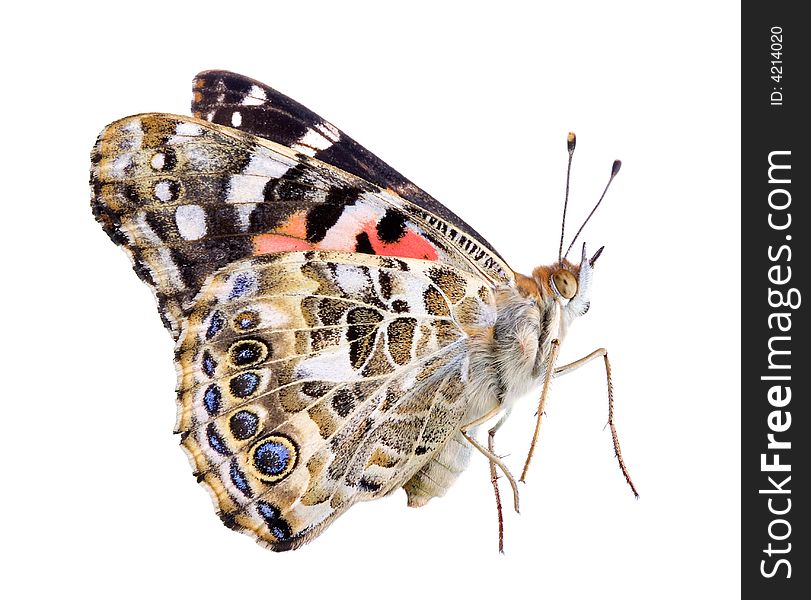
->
[175,251,496,550]
[91,114,512,338]
[192,69,506,263]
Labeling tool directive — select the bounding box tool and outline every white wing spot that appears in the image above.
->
[129,213,184,292]
[257,305,288,328]
[291,127,336,157]
[241,85,267,106]
[117,120,143,150]
[296,347,357,382]
[226,150,297,203]
[319,199,386,249]
[226,175,268,203]
[121,120,143,134]
[335,265,369,295]
[290,144,316,157]
[175,122,203,137]
[315,121,341,143]
[154,181,174,202]
[150,152,166,171]
[175,204,207,240]
[234,203,257,230]
[110,154,132,177]
[181,142,216,168]
[231,111,242,127]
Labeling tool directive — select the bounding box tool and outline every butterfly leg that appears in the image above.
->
[552,347,608,377]
[487,409,512,553]
[520,339,561,481]
[552,348,639,497]
[460,406,520,513]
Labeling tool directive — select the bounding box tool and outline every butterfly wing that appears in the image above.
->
[192,69,505,263]
[91,114,513,338]
[176,250,496,549]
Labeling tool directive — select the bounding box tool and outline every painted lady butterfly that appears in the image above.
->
[91,71,636,552]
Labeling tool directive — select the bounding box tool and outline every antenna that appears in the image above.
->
[558,132,576,264]
[563,159,621,260]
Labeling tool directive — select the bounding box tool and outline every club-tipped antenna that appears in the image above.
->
[558,132,577,264]
[563,160,621,260]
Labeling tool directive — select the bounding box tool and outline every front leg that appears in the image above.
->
[520,338,561,481]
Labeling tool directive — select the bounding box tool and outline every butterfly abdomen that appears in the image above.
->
[403,433,472,507]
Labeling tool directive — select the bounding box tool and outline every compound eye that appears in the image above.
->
[552,270,578,299]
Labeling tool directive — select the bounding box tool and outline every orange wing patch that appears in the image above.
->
[252,208,440,261]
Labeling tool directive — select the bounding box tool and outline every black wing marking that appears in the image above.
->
[192,70,506,262]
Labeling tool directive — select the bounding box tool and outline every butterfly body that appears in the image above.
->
[91,72,600,550]
[404,262,589,507]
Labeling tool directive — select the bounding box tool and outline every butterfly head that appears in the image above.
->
[528,242,603,320]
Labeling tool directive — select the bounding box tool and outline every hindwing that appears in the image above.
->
[175,251,496,549]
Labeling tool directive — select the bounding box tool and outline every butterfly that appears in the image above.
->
[91,70,636,552]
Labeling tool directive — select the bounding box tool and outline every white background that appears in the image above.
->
[2,2,740,598]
